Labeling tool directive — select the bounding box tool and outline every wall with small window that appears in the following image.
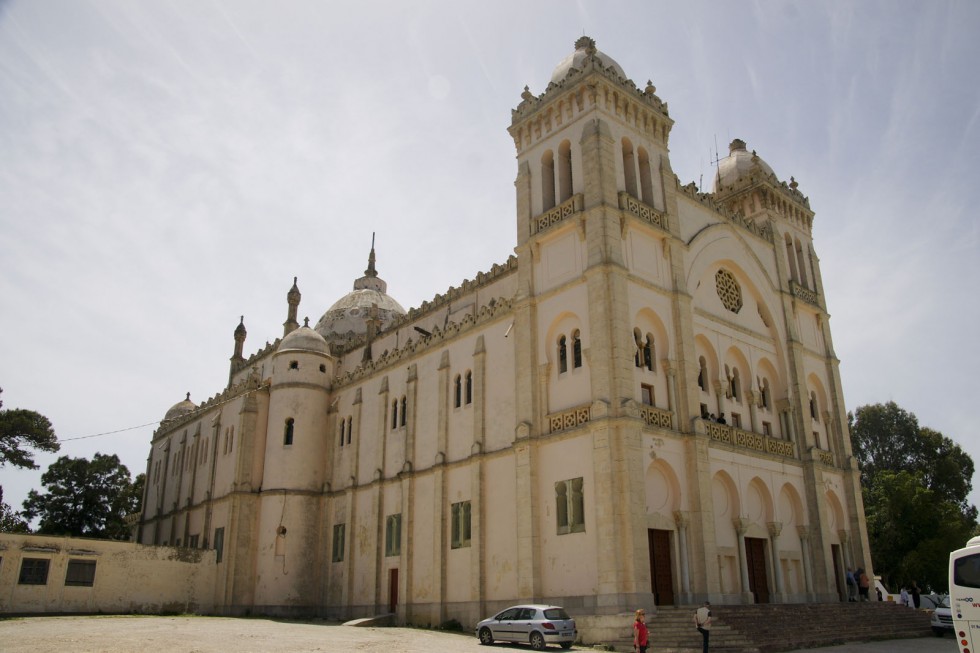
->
[0,533,216,615]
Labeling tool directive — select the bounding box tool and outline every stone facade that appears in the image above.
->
[133,36,873,627]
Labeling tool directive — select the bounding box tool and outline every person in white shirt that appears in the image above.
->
[694,601,711,653]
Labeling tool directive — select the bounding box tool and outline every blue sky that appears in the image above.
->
[1,1,979,516]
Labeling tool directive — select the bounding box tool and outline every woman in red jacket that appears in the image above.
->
[633,609,649,653]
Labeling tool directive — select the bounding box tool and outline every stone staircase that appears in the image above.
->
[591,602,933,652]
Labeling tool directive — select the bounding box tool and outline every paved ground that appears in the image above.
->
[0,615,961,653]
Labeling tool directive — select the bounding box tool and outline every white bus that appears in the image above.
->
[949,535,980,651]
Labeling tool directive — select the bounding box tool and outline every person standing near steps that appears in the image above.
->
[633,609,649,653]
[694,601,712,653]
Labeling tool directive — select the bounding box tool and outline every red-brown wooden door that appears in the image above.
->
[745,537,769,603]
[648,529,675,605]
[388,568,399,614]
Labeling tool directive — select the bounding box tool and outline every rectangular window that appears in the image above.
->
[555,477,585,535]
[731,413,742,429]
[214,527,225,563]
[332,523,346,562]
[640,384,654,406]
[451,501,472,549]
[385,514,402,557]
[18,558,50,585]
[65,560,97,587]
[188,534,200,549]
[762,421,772,437]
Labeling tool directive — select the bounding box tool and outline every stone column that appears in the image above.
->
[674,510,692,600]
[713,380,727,420]
[734,518,752,602]
[798,525,815,600]
[768,521,784,601]
[664,359,678,428]
[747,390,759,433]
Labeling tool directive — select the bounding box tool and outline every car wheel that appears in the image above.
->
[530,631,546,650]
[560,643,573,650]
[479,627,495,645]
[932,627,944,637]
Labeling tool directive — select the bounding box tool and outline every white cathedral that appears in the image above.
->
[138,37,872,625]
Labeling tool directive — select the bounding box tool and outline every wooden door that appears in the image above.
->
[388,568,399,614]
[831,544,844,601]
[745,537,770,603]
[648,529,675,605]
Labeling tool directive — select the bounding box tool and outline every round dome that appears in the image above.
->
[551,36,626,85]
[713,138,776,192]
[279,321,329,355]
[314,288,406,343]
[164,393,196,422]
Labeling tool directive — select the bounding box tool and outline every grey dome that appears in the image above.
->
[164,393,196,422]
[279,321,329,355]
[314,241,406,344]
[713,139,776,192]
[551,36,627,85]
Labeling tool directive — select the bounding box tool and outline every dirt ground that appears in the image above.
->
[0,615,492,653]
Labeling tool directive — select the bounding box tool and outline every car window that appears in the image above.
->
[497,608,521,620]
[519,608,537,620]
[544,608,571,620]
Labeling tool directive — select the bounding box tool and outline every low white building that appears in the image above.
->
[135,36,872,626]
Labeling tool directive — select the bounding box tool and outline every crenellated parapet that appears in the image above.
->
[335,296,515,386]
[676,179,775,243]
[509,41,672,153]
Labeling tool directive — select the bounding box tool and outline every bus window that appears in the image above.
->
[954,553,980,589]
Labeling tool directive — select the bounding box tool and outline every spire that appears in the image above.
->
[364,232,378,278]
[283,277,301,337]
[353,233,387,293]
[230,316,247,387]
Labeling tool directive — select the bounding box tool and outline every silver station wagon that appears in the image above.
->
[475,604,577,650]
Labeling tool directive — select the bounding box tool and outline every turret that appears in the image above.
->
[283,277,301,337]
[229,316,246,386]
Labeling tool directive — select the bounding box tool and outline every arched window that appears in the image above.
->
[643,333,654,371]
[391,400,398,429]
[784,232,799,283]
[558,335,568,374]
[622,138,637,197]
[284,418,294,445]
[730,368,741,402]
[346,417,353,445]
[465,371,473,405]
[289,360,299,370]
[558,140,573,204]
[454,374,462,408]
[761,378,771,410]
[810,392,818,420]
[339,417,346,447]
[400,396,407,427]
[541,150,556,211]
[633,328,643,368]
[795,238,810,288]
[698,356,708,392]
[638,147,653,206]
[572,330,582,369]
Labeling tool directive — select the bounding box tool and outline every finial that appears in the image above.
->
[185,392,191,401]
[645,80,656,95]
[574,36,596,55]
[303,317,310,327]
[364,232,378,278]
[521,85,533,101]
[790,177,799,190]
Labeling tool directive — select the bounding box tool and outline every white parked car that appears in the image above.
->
[475,604,577,650]
[931,595,953,637]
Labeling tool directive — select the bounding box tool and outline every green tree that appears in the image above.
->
[849,402,978,591]
[0,487,28,533]
[0,387,60,469]
[22,453,142,539]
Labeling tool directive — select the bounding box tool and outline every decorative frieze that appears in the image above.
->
[815,449,834,466]
[706,422,795,458]
[618,192,667,232]
[548,404,591,433]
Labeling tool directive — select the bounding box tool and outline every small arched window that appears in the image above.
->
[454,374,462,408]
[643,334,654,371]
[346,416,353,445]
[730,368,741,402]
[465,371,473,405]
[391,400,398,429]
[284,418,294,446]
[289,360,299,370]
[698,356,708,392]
[572,330,582,369]
[810,392,818,421]
[638,146,654,206]
[400,396,407,427]
[541,150,556,211]
[558,335,568,374]
[558,140,573,204]
[339,417,346,447]
[633,328,644,368]
[761,378,771,410]
[622,138,637,197]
